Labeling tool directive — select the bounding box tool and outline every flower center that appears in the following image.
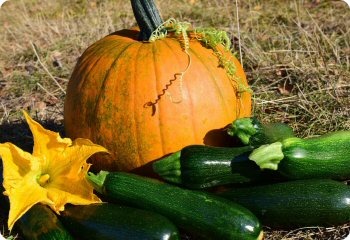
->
[37,174,50,187]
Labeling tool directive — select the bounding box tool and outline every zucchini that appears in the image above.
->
[59,203,179,240]
[16,204,74,240]
[249,131,350,179]
[218,179,350,228]
[153,145,275,189]
[227,117,295,146]
[88,171,263,240]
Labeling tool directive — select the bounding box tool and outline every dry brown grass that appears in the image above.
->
[0,0,349,239]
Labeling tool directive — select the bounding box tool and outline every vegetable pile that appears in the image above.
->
[0,0,349,240]
[1,113,349,239]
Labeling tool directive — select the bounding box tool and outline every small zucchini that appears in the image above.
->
[227,117,295,146]
[88,171,263,240]
[16,204,74,240]
[249,131,350,179]
[59,203,179,240]
[218,179,350,228]
[153,145,273,189]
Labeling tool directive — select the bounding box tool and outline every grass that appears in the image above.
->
[0,0,349,239]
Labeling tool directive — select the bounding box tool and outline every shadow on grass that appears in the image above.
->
[0,119,64,239]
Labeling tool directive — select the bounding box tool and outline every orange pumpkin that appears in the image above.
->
[64,0,252,172]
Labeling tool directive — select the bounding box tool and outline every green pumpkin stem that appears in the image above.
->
[131,0,164,41]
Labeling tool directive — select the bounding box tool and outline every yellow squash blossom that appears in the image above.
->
[0,111,108,230]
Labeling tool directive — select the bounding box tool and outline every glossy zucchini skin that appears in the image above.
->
[219,179,350,228]
[16,204,74,240]
[279,131,350,179]
[60,203,179,240]
[228,117,295,146]
[249,131,350,180]
[88,171,263,240]
[153,145,267,189]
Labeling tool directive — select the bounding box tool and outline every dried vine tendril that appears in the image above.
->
[146,18,192,109]
[145,18,251,113]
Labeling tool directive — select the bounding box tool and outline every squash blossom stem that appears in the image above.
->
[38,174,50,186]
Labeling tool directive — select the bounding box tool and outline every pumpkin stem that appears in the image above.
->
[131,0,164,41]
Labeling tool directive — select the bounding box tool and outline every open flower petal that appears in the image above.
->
[48,138,109,179]
[0,111,108,230]
[48,174,100,201]
[46,184,101,213]
[0,143,39,194]
[6,179,54,230]
[22,111,72,159]
[45,162,102,212]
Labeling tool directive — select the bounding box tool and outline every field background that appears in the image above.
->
[0,0,349,239]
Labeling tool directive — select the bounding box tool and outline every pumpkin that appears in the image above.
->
[64,0,252,172]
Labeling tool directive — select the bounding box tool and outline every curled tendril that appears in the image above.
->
[145,18,252,114]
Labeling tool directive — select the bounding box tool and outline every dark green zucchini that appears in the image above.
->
[153,145,272,189]
[227,117,295,146]
[218,179,350,228]
[88,171,263,240]
[249,131,350,179]
[16,204,74,240]
[59,203,179,240]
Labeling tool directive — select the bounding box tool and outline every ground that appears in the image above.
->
[0,0,349,239]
